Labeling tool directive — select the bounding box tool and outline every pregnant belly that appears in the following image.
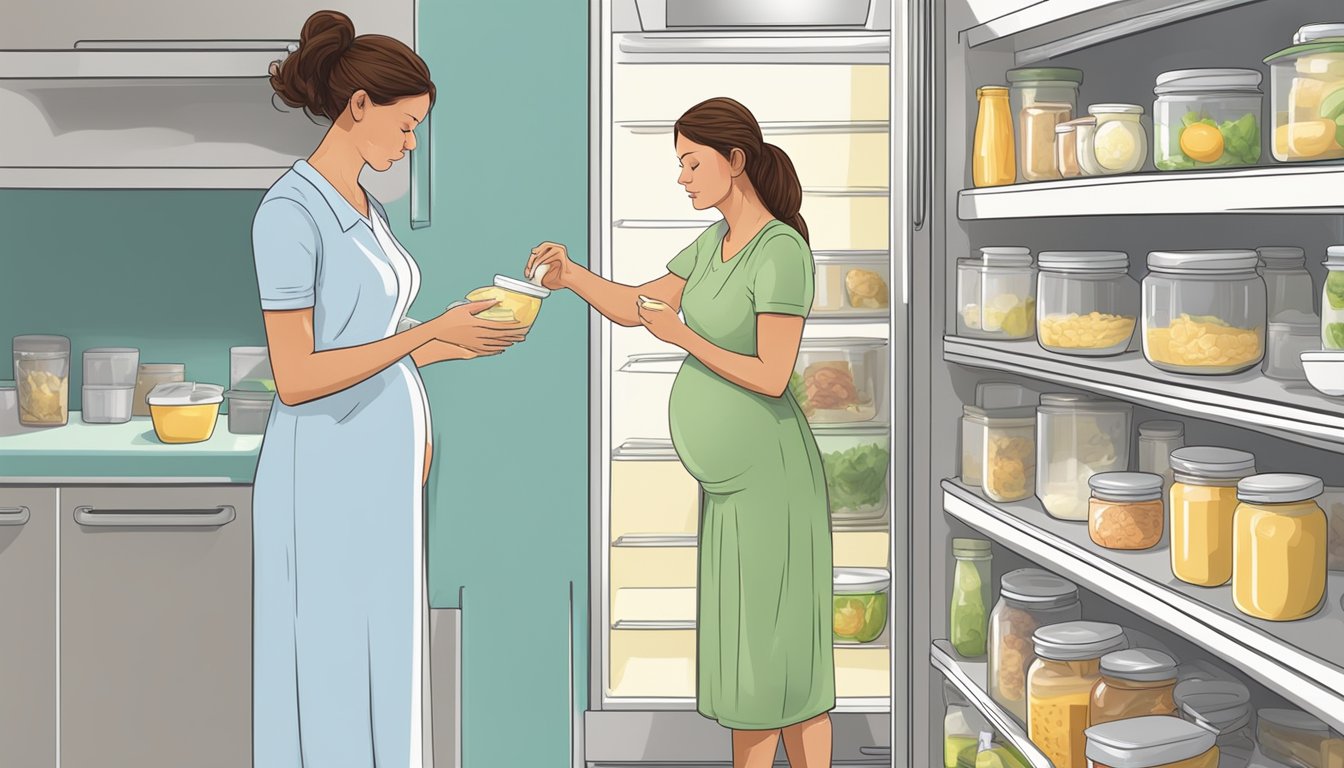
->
[668,360,791,489]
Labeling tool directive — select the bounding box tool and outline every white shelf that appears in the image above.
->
[931,639,1053,768]
[0,48,285,79]
[941,479,1344,732]
[943,336,1344,454]
[957,165,1344,220]
[612,587,697,630]
[0,166,290,189]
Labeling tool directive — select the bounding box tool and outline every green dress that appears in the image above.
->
[666,219,836,730]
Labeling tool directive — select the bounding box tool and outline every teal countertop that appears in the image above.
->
[0,414,261,484]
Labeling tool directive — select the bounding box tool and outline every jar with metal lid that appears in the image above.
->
[951,538,993,658]
[1174,680,1254,768]
[958,248,1037,339]
[1142,251,1267,375]
[13,335,71,427]
[1028,621,1129,768]
[1233,474,1327,621]
[1252,709,1331,768]
[1257,247,1316,319]
[1170,447,1257,587]
[1264,25,1344,163]
[1075,118,1103,176]
[1085,716,1219,768]
[1008,67,1084,181]
[1322,246,1344,348]
[945,682,991,768]
[1057,120,1084,177]
[1089,472,1166,550]
[1037,393,1132,521]
[1089,649,1179,725]
[1036,251,1140,357]
[962,382,1036,487]
[974,86,1017,188]
[1138,420,1185,495]
[1153,69,1263,171]
[989,568,1082,722]
[1089,104,1149,174]
[1263,310,1319,381]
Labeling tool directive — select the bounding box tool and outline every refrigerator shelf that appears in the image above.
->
[931,639,1052,768]
[957,164,1344,220]
[941,479,1344,732]
[944,336,1344,455]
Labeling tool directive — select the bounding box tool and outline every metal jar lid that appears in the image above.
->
[1089,472,1164,502]
[1169,447,1256,480]
[1101,649,1179,682]
[1236,473,1325,504]
[1033,621,1127,660]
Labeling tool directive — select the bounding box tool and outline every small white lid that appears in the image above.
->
[833,567,890,594]
[1154,68,1262,93]
[147,381,224,406]
[1038,250,1129,272]
[1101,649,1179,681]
[1170,447,1256,479]
[1147,250,1260,273]
[1085,716,1217,767]
[1175,680,1252,733]
[1295,23,1344,44]
[1033,621,1127,660]
[1089,103,1145,115]
[999,568,1079,603]
[1138,420,1185,439]
[1257,246,1306,265]
[1257,708,1329,732]
[1236,473,1324,504]
[494,274,551,299]
[1089,471,1164,502]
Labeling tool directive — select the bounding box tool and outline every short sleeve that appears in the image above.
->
[751,232,814,316]
[252,198,321,311]
[666,234,702,279]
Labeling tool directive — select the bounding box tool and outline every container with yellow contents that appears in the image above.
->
[1142,251,1266,375]
[1036,251,1139,357]
[1232,473,1327,621]
[1168,446,1257,587]
[147,382,224,444]
[1084,715,1219,768]
[1028,621,1128,768]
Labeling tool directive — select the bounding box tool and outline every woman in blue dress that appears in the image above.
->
[250,11,528,766]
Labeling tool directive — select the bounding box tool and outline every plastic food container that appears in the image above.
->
[1008,67,1084,181]
[978,405,1037,503]
[1254,709,1331,768]
[1036,393,1132,521]
[1088,104,1149,174]
[1074,118,1103,176]
[132,363,185,417]
[82,347,139,387]
[945,683,992,768]
[950,538,992,658]
[989,569,1081,721]
[1170,447,1257,587]
[791,337,887,424]
[1174,680,1255,768]
[1142,251,1267,375]
[974,85,1017,188]
[961,382,1036,486]
[1028,621,1129,768]
[1137,420,1184,495]
[813,424,889,525]
[1323,246,1344,348]
[1089,649,1179,726]
[1264,25,1344,163]
[1036,251,1139,356]
[81,385,135,424]
[1258,247,1316,319]
[460,275,550,327]
[1056,120,1084,178]
[833,567,889,644]
[1153,69,1263,171]
[813,252,890,317]
[147,382,223,444]
[1085,716,1218,768]
[1233,473,1327,621]
[1264,310,1319,381]
[1089,472,1165,550]
[957,247,1037,340]
[13,335,70,427]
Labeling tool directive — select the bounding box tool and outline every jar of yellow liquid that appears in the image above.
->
[973,86,1016,187]
[1169,447,1256,587]
[1027,621,1128,768]
[1233,473,1327,621]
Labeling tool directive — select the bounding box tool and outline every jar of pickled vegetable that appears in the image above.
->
[1085,716,1219,768]
[1089,472,1166,551]
[1089,649,1179,726]
[1322,246,1344,349]
[1153,69,1263,171]
[989,569,1082,722]
[1170,447,1257,587]
[951,538,993,658]
[1233,474,1327,621]
[1142,251,1267,375]
[1028,621,1128,768]
[1036,251,1140,357]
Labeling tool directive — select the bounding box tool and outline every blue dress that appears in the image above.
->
[250,160,430,767]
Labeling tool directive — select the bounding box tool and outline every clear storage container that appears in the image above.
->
[946,683,992,768]
[1089,649,1179,726]
[1233,474,1327,621]
[1264,25,1344,163]
[958,248,1037,340]
[1138,420,1185,495]
[1323,246,1344,349]
[82,347,139,387]
[1175,679,1255,768]
[147,382,223,444]
[1008,67,1084,182]
[974,85,1016,188]
[989,568,1082,722]
[1263,310,1319,381]
[1257,247,1316,319]
[1089,472,1166,551]
[950,538,993,658]
[980,406,1037,503]
[1089,104,1149,174]
[833,567,889,644]
[1142,251,1267,375]
[1037,251,1140,356]
[1074,118,1104,176]
[1253,709,1330,768]
[1153,69,1263,171]
[1170,447,1257,587]
[792,338,886,425]
[1085,716,1219,768]
[813,252,890,317]
[1028,621,1129,768]
[132,363,185,417]
[814,424,890,526]
[1037,393,1132,521]
[13,335,70,427]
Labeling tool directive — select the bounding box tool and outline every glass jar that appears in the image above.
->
[1075,118,1104,176]
[1028,621,1128,768]
[1323,246,1344,349]
[1257,246,1316,319]
[13,334,70,427]
[1036,251,1140,357]
[1233,473,1327,621]
[1174,680,1255,768]
[1264,26,1344,163]
[1089,472,1166,551]
[1089,648,1179,725]
[974,86,1017,187]
[1138,420,1185,496]
[1263,310,1319,381]
[1036,393,1132,521]
[1057,120,1084,178]
[958,248,1037,340]
[1089,104,1149,174]
[989,569,1082,722]
[951,538,993,658]
[1085,716,1219,768]
[1008,67,1084,182]
[980,407,1037,503]
[1142,250,1267,375]
[1153,68,1263,171]
[945,682,991,768]
[1254,709,1331,768]
[1169,447,1257,587]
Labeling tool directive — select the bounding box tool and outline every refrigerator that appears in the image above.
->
[586,0,1344,765]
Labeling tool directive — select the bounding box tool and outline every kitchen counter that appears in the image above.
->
[0,414,261,484]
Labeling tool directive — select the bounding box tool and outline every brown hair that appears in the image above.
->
[271,10,435,122]
[674,97,808,244]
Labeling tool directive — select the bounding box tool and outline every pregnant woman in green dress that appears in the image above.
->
[526,97,834,768]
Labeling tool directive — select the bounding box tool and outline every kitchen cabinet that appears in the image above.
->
[0,487,57,767]
[59,485,251,768]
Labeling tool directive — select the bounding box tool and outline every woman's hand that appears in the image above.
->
[423,299,529,354]
[637,300,691,348]
[526,242,581,290]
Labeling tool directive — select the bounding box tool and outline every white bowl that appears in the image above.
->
[1300,350,1344,396]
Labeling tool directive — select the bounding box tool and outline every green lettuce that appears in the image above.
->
[822,443,889,511]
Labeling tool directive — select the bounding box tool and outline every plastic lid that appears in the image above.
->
[494,274,551,299]
[1101,649,1178,681]
[13,335,70,357]
[999,568,1079,603]
[1038,251,1129,272]
[146,381,224,406]
[1237,473,1324,504]
[833,567,890,594]
[1295,23,1344,44]
[1326,245,1344,267]
[1089,472,1164,502]
[1139,420,1185,439]
[1175,680,1252,733]
[1089,103,1144,115]
[1154,68,1262,94]
[1269,310,1321,332]
[1258,246,1306,265]
[1257,708,1329,733]
[1033,621,1127,660]
[1007,67,1084,84]
[1147,250,1260,273]
[1085,716,1217,767]
[952,537,991,558]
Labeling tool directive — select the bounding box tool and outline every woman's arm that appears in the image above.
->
[640,308,803,397]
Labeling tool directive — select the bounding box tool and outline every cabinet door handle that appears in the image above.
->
[73,505,235,528]
[0,506,30,526]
